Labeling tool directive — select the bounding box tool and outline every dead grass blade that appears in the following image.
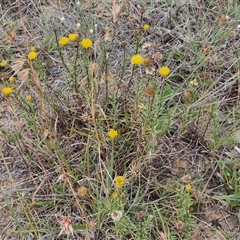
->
[112,0,124,23]
[17,68,30,83]
[11,58,26,75]
[159,231,168,240]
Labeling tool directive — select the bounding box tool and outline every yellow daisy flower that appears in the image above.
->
[80,38,93,49]
[131,55,144,65]
[158,66,171,77]
[108,129,118,139]
[111,191,118,199]
[115,176,124,189]
[28,51,38,60]
[59,37,70,46]
[2,87,13,96]
[26,95,32,101]
[0,60,7,67]
[185,184,192,192]
[69,33,79,41]
[143,24,150,31]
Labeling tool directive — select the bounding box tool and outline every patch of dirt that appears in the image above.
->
[193,201,239,239]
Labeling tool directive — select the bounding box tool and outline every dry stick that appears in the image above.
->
[32,176,48,205]
[72,41,83,106]
[200,163,218,197]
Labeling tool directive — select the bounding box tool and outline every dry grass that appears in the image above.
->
[0,0,240,239]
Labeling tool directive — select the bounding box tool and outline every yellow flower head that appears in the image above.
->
[190,79,198,86]
[2,87,13,96]
[143,24,150,31]
[78,186,88,197]
[111,191,118,199]
[115,176,124,189]
[81,38,93,49]
[0,60,7,67]
[159,66,171,77]
[131,55,144,65]
[28,51,38,60]
[108,129,118,139]
[26,95,32,101]
[9,76,15,83]
[185,183,192,192]
[59,37,70,46]
[69,33,79,41]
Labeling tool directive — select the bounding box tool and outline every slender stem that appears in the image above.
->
[54,31,71,75]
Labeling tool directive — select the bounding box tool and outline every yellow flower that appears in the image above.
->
[26,95,32,101]
[0,60,7,67]
[80,38,93,49]
[185,183,192,192]
[2,87,13,96]
[69,33,79,41]
[190,79,198,86]
[131,55,144,65]
[9,76,15,83]
[78,186,88,197]
[28,51,38,60]
[59,37,70,46]
[111,191,118,199]
[108,129,118,139]
[158,66,171,77]
[115,176,124,189]
[143,24,150,31]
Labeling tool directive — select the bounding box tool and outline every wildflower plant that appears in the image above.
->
[1,1,239,240]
